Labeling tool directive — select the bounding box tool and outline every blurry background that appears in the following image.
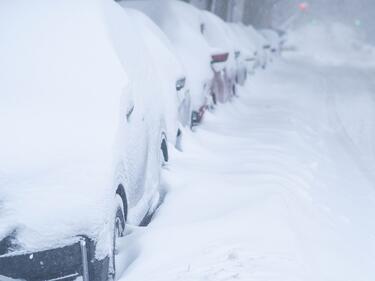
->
[180,0,375,42]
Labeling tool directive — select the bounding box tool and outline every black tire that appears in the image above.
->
[175,129,183,151]
[161,138,168,163]
[109,195,125,280]
[211,92,217,105]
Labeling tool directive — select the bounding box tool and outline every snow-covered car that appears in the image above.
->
[200,10,238,102]
[274,28,288,51]
[260,29,281,60]
[123,0,215,127]
[0,1,178,280]
[226,24,248,85]
[246,25,269,69]
[228,23,258,78]
[120,6,188,147]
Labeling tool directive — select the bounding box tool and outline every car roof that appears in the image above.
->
[0,0,130,172]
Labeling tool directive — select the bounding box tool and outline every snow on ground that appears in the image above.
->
[116,25,375,281]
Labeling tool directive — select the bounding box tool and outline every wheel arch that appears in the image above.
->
[115,184,128,221]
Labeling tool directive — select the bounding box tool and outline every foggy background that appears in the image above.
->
[182,0,375,42]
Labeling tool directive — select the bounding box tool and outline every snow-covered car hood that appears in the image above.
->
[0,161,113,256]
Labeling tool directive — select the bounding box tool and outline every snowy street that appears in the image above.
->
[1,2,375,281]
[119,51,375,281]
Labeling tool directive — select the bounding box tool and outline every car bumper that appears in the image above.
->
[0,237,109,281]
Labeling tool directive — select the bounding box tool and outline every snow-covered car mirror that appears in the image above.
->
[176,77,186,91]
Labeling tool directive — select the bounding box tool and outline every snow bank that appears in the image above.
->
[118,22,375,281]
[119,59,375,280]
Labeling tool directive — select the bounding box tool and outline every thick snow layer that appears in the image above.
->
[228,23,257,57]
[0,0,180,258]
[118,24,375,281]
[260,29,280,50]
[245,25,269,67]
[123,0,213,112]
[228,23,258,73]
[0,0,128,257]
[200,10,238,77]
[122,7,184,144]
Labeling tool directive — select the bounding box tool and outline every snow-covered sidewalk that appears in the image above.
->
[118,53,375,281]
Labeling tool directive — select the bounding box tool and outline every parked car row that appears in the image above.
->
[0,1,285,281]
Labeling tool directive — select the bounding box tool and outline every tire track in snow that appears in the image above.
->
[320,70,375,189]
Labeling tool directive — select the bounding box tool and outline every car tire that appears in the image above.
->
[232,85,237,97]
[211,92,217,105]
[108,195,125,281]
[175,128,182,151]
[160,138,168,164]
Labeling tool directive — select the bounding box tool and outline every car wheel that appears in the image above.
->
[232,85,237,97]
[211,91,217,105]
[175,128,182,151]
[108,195,125,280]
[160,138,168,164]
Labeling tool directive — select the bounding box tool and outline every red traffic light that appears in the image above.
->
[298,2,309,11]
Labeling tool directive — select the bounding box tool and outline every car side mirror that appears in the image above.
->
[176,77,186,91]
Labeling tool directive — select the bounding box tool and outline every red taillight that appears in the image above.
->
[211,53,229,63]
